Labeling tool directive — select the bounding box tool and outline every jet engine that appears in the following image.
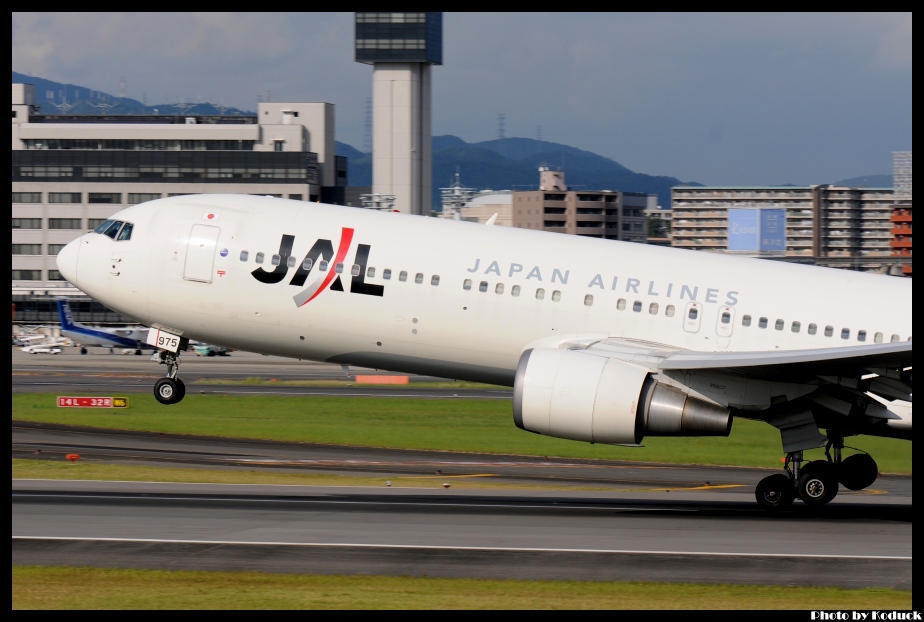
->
[513,348,732,444]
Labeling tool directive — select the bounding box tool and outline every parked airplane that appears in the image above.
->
[55,194,912,510]
[56,299,150,354]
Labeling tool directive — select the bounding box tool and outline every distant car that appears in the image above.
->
[22,345,63,355]
[193,344,231,357]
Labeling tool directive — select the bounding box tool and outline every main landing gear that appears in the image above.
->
[151,349,186,405]
[755,437,879,511]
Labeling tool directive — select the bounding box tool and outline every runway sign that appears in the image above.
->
[57,396,129,408]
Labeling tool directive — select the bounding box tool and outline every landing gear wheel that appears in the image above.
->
[838,453,878,490]
[798,461,838,506]
[154,377,185,405]
[174,378,186,402]
[755,473,795,511]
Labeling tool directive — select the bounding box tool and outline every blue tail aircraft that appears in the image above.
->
[57,299,150,354]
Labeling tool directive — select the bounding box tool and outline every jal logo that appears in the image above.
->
[251,228,384,307]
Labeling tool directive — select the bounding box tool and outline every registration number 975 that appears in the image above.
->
[145,328,183,352]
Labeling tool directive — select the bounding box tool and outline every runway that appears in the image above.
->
[11,346,914,589]
[11,480,913,589]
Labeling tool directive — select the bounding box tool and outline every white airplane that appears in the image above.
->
[56,299,150,354]
[55,194,912,510]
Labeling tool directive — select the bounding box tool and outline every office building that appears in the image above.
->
[12,82,345,322]
[441,166,649,244]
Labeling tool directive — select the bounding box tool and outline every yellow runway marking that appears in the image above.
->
[400,474,498,479]
[649,484,746,491]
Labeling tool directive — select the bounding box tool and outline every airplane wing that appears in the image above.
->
[572,337,910,383]
[658,341,911,380]
[557,337,912,412]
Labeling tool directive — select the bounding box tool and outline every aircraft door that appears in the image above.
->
[682,302,702,333]
[184,224,221,283]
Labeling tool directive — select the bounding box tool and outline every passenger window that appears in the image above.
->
[271,254,281,266]
[841,328,850,340]
[665,305,675,317]
[303,258,313,270]
[791,321,801,333]
[688,307,698,320]
[720,310,730,324]
[319,260,329,271]
[116,222,133,241]
[399,271,408,282]
[758,317,768,329]
[775,319,784,331]
[584,294,594,307]
[495,283,504,294]
[650,303,659,315]
[536,288,545,300]
[742,314,752,327]
[479,281,488,292]
[890,334,899,342]
[511,285,521,297]
[808,323,817,335]
[383,269,392,280]
[874,332,883,344]
[617,299,626,311]
[463,279,472,290]
[415,273,424,284]
[824,325,834,337]
[351,264,361,277]
[857,330,867,342]
[367,267,375,278]
[552,290,561,302]
[335,262,344,274]
[633,301,642,313]
[255,252,265,264]
[431,275,440,286]
[240,250,249,262]
[287,256,297,269]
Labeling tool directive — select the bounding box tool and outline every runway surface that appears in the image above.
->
[11,346,914,589]
[11,480,912,589]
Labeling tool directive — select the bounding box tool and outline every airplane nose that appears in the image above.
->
[56,238,81,287]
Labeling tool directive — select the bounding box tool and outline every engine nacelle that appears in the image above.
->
[513,348,732,444]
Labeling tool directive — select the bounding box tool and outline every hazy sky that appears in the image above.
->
[12,12,912,186]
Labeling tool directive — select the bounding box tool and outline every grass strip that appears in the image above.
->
[12,458,618,491]
[12,566,911,610]
[12,393,912,472]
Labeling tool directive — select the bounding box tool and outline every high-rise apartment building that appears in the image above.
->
[671,185,901,272]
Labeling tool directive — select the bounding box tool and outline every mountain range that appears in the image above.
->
[13,72,892,209]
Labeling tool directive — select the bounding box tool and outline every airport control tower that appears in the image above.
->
[355,12,442,215]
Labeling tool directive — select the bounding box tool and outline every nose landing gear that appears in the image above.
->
[152,349,186,404]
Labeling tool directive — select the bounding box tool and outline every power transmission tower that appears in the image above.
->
[497,113,506,139]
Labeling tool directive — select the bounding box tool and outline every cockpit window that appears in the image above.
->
[116,222,133,241]
[102,221,124,239]
[94,219,115,234]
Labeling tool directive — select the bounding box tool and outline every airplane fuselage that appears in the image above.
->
[58,195,912,385]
